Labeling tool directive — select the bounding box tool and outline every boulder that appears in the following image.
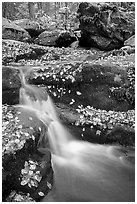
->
[70,41,79,48]
[25,53,134,111]
[2,66,20,90]
[124,35,135,47]
[2,42,135,110]
[2,18,31,42]
[77,2,135,50]
[2,105,53,201]
[13,19,45,38]
[55,31,77,47]
[2,67,21,105]
[34,30,60,46]
[2,39,49,65]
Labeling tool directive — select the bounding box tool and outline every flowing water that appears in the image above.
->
[17,68,135,202]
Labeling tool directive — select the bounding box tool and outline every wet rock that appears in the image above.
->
[2,43,135,110]
[2,89,20,105]
[106,125,135,146]
[73,105,135,145]
[2,66,20,90]
[2,40,135,145]
[2,66,20,105]
[2,17,31,42]
[28,53,134,109]
[77,2,135,50]
[29,55,131,86]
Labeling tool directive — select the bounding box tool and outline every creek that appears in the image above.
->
[16,68,135,202]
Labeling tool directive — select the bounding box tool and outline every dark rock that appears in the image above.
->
[34,30,60,46]
[77,2,135,50]
[28,54,134,111]
[2,66,20,90]
[80,33,123,51]
[2,18,31,42]
[29,54,134,87]
[2,89,20,105]
[2,66,21,105]
[34,30,78,48]
[106,125,135,146]
[55,31,77,47]
[2,45,135,110]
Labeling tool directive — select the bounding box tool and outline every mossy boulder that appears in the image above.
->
[77,2,135,50]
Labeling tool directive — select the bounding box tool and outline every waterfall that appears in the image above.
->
[17,67,135,202]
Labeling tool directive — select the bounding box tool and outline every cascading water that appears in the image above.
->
[17,68,135,202]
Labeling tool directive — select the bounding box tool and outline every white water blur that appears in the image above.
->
[18,67,135,202]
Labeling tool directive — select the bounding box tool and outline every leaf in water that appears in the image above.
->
[76,91,82,95]
[34,174,42,182]
[38,192,45,196]
[24,132,29,137]
[28,170,33,176]
[96,130,101,135]
[30,179,38,187]
[21,169,28,175]
[29,117,33,121]
[69,99,75,105]
[53,92,57,97]
[14,139,20,144]
[53,75,56,79]
[47,181,52,189]
[32,135,35,140]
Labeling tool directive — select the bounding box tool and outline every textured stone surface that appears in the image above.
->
[2,17,31,42]
[34,30,60,46]
[77,2,135,50]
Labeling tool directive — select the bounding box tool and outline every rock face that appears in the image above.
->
[77,2,135,50]
[2,18,31,42]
